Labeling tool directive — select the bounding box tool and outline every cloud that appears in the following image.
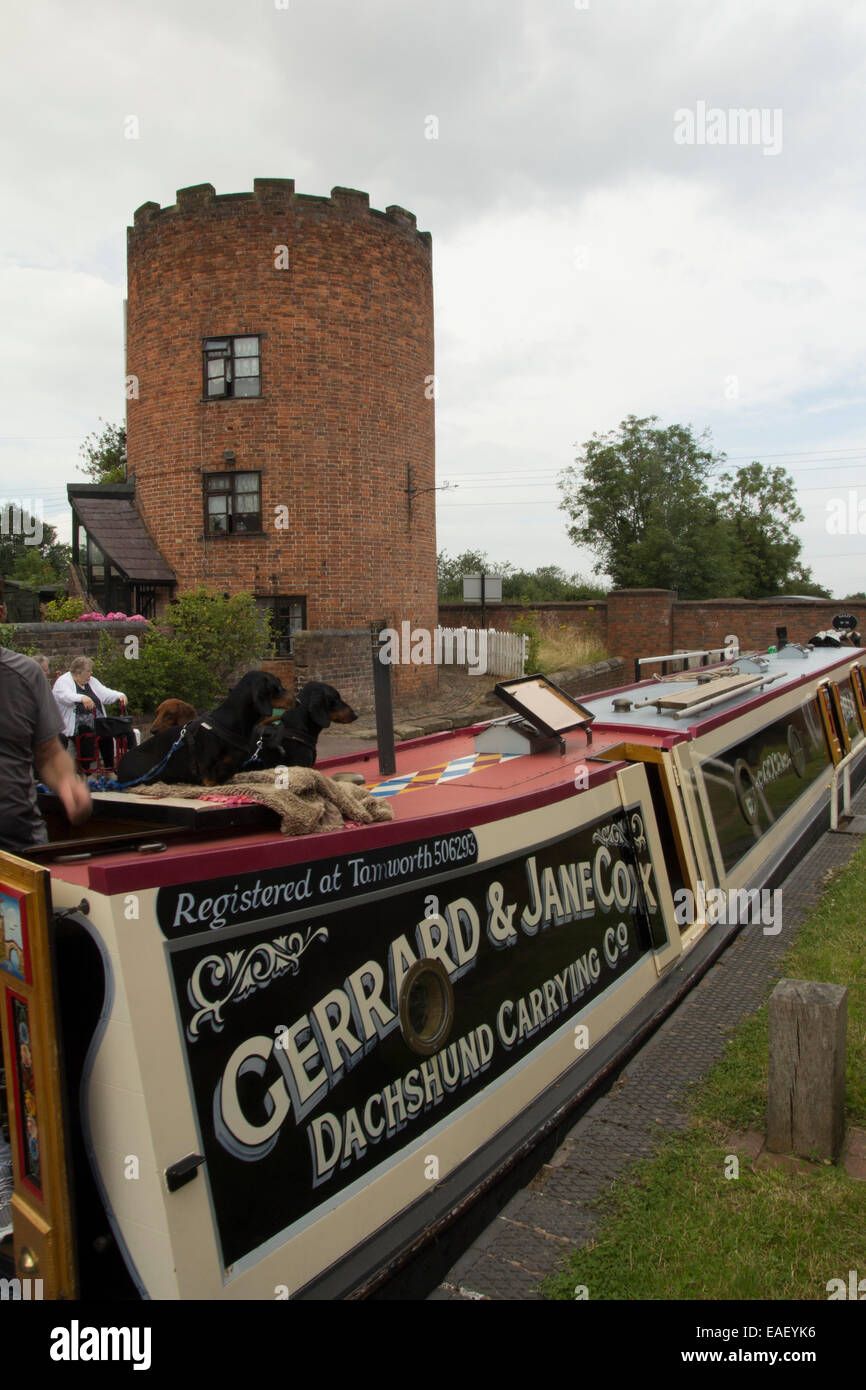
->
[2,0,866,595]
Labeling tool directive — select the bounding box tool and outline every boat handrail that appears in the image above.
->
[829,736,866,830]
[633,645,737,681]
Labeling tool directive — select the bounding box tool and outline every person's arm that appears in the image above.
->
[52,672,92,713]
[90,676,126,708]
[34,737,92,824]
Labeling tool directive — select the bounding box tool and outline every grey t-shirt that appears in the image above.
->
[0,646,63,851]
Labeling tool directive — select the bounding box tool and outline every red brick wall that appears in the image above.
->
[608,591,866,673]
[672,599,866,656]
[5,622,148,683]
[439,592,863,677]
[292,630,374,709]
[260,657,294,690]
[126,179,437,692]
[549,657,625,699]
[606,589,676,670]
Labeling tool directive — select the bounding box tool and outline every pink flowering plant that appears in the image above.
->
[74,611,148,622]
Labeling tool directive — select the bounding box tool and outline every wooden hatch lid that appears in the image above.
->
[655,671,764,710]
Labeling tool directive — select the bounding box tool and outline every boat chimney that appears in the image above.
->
[370,620,397,777]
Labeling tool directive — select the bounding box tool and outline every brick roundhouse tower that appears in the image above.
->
[123,178,437,693]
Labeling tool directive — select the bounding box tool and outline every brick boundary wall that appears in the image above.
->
[1,622,149,681]
[670,597,866,660]
[442,592,866,673]
[545,657,625,701]
[3,621,432,713]
[292,630,375,709]
[10,594,862,712]
[608,590,866,672]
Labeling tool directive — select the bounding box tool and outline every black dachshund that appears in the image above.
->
[255,682,357,769]
[116,671,291,786]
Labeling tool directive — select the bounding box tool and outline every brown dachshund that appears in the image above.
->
[150,699,197,734]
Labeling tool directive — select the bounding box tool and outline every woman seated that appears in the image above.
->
[52,656,127,768]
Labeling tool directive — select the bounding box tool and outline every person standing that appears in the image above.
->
[0,615,91,1243]
[0,610,92,853]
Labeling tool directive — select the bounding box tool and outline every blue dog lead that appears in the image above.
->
[77,723,194,793]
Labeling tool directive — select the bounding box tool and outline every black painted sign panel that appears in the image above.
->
[165,806,660,1271]
[156,831,479,936]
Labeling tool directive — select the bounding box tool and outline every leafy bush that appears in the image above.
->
[96,588,271,713]
[510,612,542,672]
[0,625,38,658]
[43,596,86,622]
[437,550,606,602]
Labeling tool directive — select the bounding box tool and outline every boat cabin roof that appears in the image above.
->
[35,643,861,894]
[586,642,862,736]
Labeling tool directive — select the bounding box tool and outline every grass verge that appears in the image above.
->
[543,841,866,1301]
[538,631,607,673]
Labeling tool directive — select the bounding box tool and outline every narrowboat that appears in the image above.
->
[2,637,865,1300]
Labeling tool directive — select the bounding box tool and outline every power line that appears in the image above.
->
[716,446,866,461]
[437,460,866,486]
[437,475,866,496]
[439,456,866,482]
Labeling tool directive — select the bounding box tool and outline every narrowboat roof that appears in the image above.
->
[586,642,863,737]
[36,641,861,895]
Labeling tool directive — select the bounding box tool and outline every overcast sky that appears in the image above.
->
[2,0,865,597]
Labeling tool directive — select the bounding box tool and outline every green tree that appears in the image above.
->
[437,550,604,603]
[437,549,504,600]
[715,463,828,598]
[500,566,606,602]
[0,512,70,586]
[559,416,742,599]
[78,418,126,484]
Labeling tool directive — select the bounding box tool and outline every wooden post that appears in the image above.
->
[766,979,847,1160]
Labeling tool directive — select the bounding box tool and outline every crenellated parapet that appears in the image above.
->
[129,180,432,250]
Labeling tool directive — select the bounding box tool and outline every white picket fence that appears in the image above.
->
[436,626,527,678]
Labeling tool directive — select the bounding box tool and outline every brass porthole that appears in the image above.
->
[398,959,455,1056]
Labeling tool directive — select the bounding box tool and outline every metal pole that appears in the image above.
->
[481,574,486,631]
[370,620,396,777]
